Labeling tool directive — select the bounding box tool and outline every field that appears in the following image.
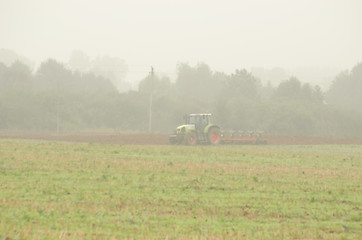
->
[0,139,361,239]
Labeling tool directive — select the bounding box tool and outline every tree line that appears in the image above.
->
[1,59,362,138]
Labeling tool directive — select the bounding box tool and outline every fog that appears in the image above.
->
[1,0,362,137]
[1,0,362,88]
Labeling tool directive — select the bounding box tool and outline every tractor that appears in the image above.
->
[169,113,268,145]
[169,113,221,145]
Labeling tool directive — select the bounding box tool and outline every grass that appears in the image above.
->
[0,139,361,239]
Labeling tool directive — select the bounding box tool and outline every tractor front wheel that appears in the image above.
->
[208,127,221,145]
[184,132,197,145]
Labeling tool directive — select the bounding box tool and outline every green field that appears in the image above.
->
[0,139,361,239]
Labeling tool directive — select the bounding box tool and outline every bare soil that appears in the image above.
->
[263,135,362,145]
[1,130,362,145]
[0,130,167,145]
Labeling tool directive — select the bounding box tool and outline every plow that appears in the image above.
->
[169,113,267,145]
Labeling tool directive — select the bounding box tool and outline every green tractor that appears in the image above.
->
[169,113,221,145]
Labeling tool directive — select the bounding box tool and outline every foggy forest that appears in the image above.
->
[1,50,362,138]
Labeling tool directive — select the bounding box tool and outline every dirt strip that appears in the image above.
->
[1,130,362,145]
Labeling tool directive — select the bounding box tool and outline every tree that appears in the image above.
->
[0,61,32,92]
[222,69,261,99]
[91,55,129,92]
[326,62,362,113]
[272,77,323,104]
[212,69,266,130]
[34,59,116,93]
[138,74,172,96]
[68,50,91,72]
[0,49,35,69]
[35,59,72,91]
[175,62,221,101]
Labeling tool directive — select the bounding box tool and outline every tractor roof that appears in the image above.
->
[188,113,212,116]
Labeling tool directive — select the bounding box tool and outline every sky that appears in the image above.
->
[1,0,361,88]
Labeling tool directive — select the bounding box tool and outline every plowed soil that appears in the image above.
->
[1,130,362,145]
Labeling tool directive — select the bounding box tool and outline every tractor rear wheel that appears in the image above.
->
[184,132,197,145]
[208,127,221,145]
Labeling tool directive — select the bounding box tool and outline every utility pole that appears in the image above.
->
[56,79,60,135]
[148,66,154,133]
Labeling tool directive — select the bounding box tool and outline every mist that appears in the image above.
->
[1,0,362,137]
[1,0,361,84]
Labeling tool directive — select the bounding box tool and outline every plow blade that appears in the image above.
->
[221,131,267,144]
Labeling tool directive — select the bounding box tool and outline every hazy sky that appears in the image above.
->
[1,0,361,85]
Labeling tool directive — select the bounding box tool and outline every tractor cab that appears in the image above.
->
[185,114,211,132]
